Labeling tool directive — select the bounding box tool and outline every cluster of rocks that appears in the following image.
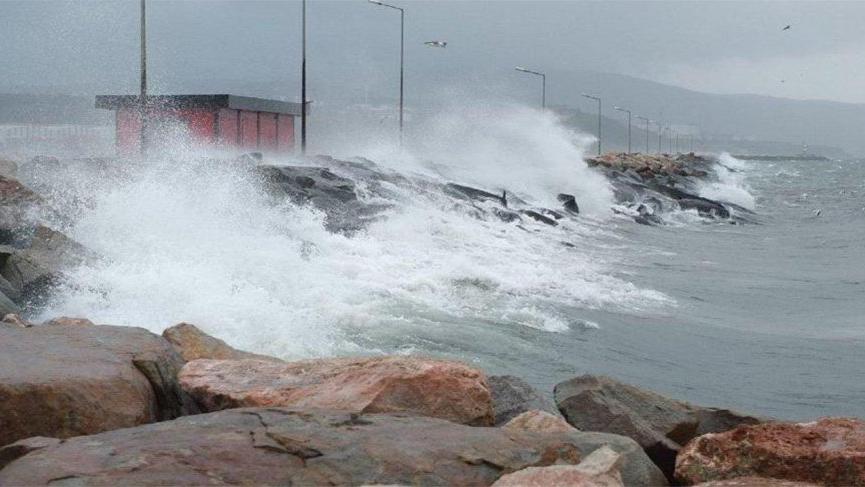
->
[2,319,863,486]
[586,152,710,179]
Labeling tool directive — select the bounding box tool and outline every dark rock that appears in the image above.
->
[0,289,19,316]
[489,375,561,426]
[520,210,558,226]
[557,193,580,214]
[445,183,507,206]
[554,375,763,482]
[0,323,197,446]
[0,407,666,486]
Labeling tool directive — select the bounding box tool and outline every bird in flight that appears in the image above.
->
[424,41,447,48]
[782,25,791,31]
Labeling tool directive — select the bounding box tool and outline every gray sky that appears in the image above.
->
[1,0,863,103]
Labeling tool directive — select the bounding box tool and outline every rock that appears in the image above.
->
[0,225,94,307]
[692,477,819,487]
[0,407,666,486]
[0,323,197,446]
[520,209,559,226]
[489,375,562,425]
[162,322,282,362]
[675,418,865,486]
[42,316,95,326]
[493,446,624,487]
[0,159,17,178]
[554,375,762,482]
[445,183,507,206]
[179,356,495,426]
[1,313,31,328]
[0,289,19,317]
[557,193,581,214]
[504,410,576,434]
[0,436,61,469]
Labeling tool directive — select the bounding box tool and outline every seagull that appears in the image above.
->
[782,25,791,31]
[424,41,447,48]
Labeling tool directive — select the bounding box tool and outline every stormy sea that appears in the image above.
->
[19,106,864,421]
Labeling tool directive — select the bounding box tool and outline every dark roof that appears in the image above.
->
[95,94,302,116]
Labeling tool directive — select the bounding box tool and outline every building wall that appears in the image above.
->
[116,108,142,154]
[258,113,277,150]
[217,108,238,146]
[277,114,295,150]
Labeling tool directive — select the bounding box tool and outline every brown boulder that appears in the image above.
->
[692,477,819,487]
[0,407,666,486]
[554,375,763,482]
[504,409,576,434]
[675,418,865,486]
[492,446,624,487]
[162,322,282,362]
[180,356,495,425]
[0,323,197,446]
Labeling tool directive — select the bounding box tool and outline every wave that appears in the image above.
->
[697,153,756,210]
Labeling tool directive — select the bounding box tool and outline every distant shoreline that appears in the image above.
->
[732,154,830,161]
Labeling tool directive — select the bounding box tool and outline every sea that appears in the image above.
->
[28,105,864,421]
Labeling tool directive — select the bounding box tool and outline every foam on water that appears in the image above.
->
[34,106,671,359]
[698,153,756,210]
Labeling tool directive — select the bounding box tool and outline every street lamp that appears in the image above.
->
[582,93,601,156]
[656,122,664,154]
[369,0,405,146]
[669,129,675,153]
[139,0,147,156]
[636,116,650,154]
[300,0,307,154]
[614,106,632,154]
[515,66,546,108]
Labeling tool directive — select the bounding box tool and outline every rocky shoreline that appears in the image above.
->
[1,319,863,486]
[1,153,860,486]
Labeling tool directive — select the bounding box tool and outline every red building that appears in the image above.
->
[95,94,302,155]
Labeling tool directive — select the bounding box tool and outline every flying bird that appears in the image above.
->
[782,25,791,31]
[424,41,447,48]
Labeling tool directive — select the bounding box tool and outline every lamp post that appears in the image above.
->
[636,116,650,154]
[515,66,546,108]
[614,106,631,153]
[300,0,307,154]
[139,0,147,156]
[369,0,405,146]
[582,93,601,155]
[669,129,675,153]
[655,122,663,154]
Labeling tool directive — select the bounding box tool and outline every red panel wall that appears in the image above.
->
[177,109,215,143]
[217,108,238,146]
[258,113,277,150]
[240,111,258,149]
[277,114,295,151]
[116,109,142,155]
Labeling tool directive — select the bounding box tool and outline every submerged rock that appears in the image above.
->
[162,322,282,362]
[0,407,666,486]
[489,374,562,425]
[554,374,763,482]
[0,323,197,446]
[675,418,865,486]
[179,356,495,426]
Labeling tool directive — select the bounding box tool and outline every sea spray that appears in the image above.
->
[33,106,670,360]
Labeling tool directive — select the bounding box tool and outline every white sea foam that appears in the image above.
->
[698,153,756,210]
[34,105,671,359]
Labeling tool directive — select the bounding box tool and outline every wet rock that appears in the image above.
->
[520,209,558,226]
[445,182,507,206]
[675,418,865,486]
[0,407,666,486]
[42,316,95,326]
[180,356,495,426]
[0,323,197,446]
[0,289,19,317]
[554,375,763,482]
[0,436,61,469]
[492,446,624,487]
[1,313,31,328]
[162,322,282,362]
[504,410,575,434]
[489,374,561,425]
[558,193,580,214]
[0,158,17,178]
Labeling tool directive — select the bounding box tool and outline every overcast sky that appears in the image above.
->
[1,0,863,104]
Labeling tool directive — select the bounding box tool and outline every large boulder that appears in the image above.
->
[0,407,666,486]
[675,418,865,486]
[492,446,624,487]
[504,410,576,434]
[554,375,762,481]
[162,322,282,362]
[179,356,495,426]
[0,322,197,446]
[489,374,561,425]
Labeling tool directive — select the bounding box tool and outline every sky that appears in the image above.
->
[0,0,863,104]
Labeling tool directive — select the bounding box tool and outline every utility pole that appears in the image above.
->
[139,0,147,156]
[369,0,405,146]
[300,0,307,154]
